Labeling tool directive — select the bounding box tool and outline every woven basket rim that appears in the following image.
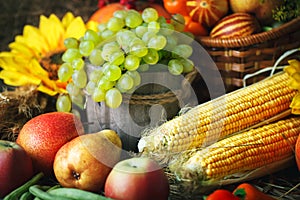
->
[197,16,300,48]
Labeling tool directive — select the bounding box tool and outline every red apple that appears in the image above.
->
[0,140,33,197]
[104,157,169,200]
[16,112,84,176]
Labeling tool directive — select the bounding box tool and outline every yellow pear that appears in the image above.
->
[53,129,122,193]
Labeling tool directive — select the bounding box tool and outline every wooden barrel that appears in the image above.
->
[86,64,198,152]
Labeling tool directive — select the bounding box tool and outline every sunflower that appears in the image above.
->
[0,12,95,96]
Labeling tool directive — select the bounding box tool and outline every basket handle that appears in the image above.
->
[243,47,300,87]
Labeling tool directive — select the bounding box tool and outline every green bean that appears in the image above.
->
[48,188,111,200]
[29,185,73,200]
[19,191,33,200]
[3,172,44,200]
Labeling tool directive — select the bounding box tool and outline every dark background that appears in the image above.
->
[0,0,99,51]
[0,0,99,91]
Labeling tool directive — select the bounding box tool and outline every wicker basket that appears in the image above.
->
[197,17,300,92]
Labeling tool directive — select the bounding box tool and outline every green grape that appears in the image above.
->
[116,30,135,52]
[180,58,194,73]
[64,37,79,49]
[147,21,160,33]
[56,94,72,112]
[142,7,159,23]
[71,93,85,109]
[172,44,193,58]
[115,80,129,93]
[97,23,107,32]
[100,29,115,40]
[107,17,125,32]
[92,86,106,102]
[105,64,122,81]
[109,51,125,65]
[135,26,148,38]
[170,14,185,32]
[89,67,103,82]
[159,23,174,36]
[116,29,135,45]
[126,70,141,86]
[147,35,167,50]
[66,82,80,96]
[105,88,122,108]
[130,43,148,57]
[98,76,115,90]
[142,48,159,65]
[124,54,140,71]
[101,42,121,61]
[165,34,178,50]
[117,74,134,90]
[79,40,94,57]
[85,80,96,95]
[142,31,156,43]
[72,58,85,70]
[58,63,73,82]
[138,63,149,72]
[72,69,87,88]
[129,37,144,46]
[125,10,143,28]
[84,29,100,46]
[157,16,167,24]
[62,48,81,63]
[113,10,128,19]
[89,49,104,66]
[168,59,183,75]
[101,62,111,74]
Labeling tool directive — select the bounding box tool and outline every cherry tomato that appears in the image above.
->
[163,0,189,16]
[206,189,240,200]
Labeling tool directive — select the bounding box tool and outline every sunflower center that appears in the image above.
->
[40,50,65,81]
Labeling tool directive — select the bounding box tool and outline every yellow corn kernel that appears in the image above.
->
[138,72,297,162]
[170,117,300,185]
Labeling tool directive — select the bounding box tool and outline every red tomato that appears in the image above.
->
[184,15,208,36]
[233,183,276,200]
[163,0,189,16]
[206,189,240,200]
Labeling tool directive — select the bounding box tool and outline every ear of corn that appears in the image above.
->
[168,117,300,186]
[138,72,297,163]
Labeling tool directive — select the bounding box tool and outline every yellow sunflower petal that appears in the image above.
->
[39,15,64,51]
[65,16,86,39]
[23,25,50,54]
[284,65,297,76]
[86,21,99,32]
[29,59,48,78]
[14,35,41,58]
[288,78,300,90]
[0,52,30,73]
[292,108,300,115]
[61,12,75,29]
[0,70,41,86]
[37,85,58,96]
[8,42,36,58]
[288,59,300,71]
[290,92,300,115]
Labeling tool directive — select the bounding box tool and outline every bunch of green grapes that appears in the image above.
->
[56,8,195,112]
